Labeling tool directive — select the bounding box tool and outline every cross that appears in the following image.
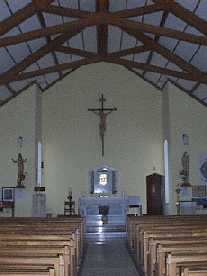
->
[88,94,117,157]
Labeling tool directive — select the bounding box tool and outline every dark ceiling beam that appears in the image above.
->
[38,3,92,18]
[117,27,207,82]
[56,45,151,59]
[161,0,207,37]
[143,10,169,77]
[0,15,119,48]
[36,8,62,78]
[0,28,85,85]
[56,46,97,58]
[96,0,109,55]
[115,19,207,46]
[113,2,166,18]
[10,57,207,84]
[108,45,151,58]
[2,14,207,49]
[0,1,50,37]
[10,58,100,81]
[104,58,207,83]
[38,2,165,19]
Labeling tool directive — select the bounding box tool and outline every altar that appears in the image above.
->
[79,195,140,226]
[80,165,140,226]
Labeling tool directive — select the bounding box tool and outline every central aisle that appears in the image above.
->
[80,233,139,276]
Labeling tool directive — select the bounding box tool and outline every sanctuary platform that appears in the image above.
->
[79,195,140,228]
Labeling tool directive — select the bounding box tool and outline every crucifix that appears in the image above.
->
[88,94,117,157]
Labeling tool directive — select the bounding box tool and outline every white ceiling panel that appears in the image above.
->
[7,42,31,63]
[55,52,72,64]
[167,62,182,72]
[150,53,168,68]
[23,63,39,72]
[44,13,63,27]
[19,15,41,33]
[195,1,207,21]
[0,1,11,21]
[121,32,137,50]
[9,80,29,91]
[27,38,46,52]
[132,68,144,75]
[129,16,143,23]
[0,47,15,73]
[69,33,83,50]
[176,0,199,11]
[145,72,161,83]
[71,55,82,62]
[191,46,207,71]
[37,53,55,69]
[157,75,167,87]
[144,33,155,40]
[6,0,30,12]
[174,42,198,62]
[2,26,20,37]
[127,0,146,9]
[110,0,126,11]
[159,37,179,52]
[164,14,187,30]
[108,26,122,53]
[134,51,151,63]
[193,84,207,99]
[165,63,181,82]
[62,16,74,23]
[185,25,203,36]
[122,54,134,61]
[82,27,97,52]
[45,72,59,84]
[144,12,163,26]
[80,0,96,11]
[0,86,12,99]
[59,0,79,9]
[176,79,197,91]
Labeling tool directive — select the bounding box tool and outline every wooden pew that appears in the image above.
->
[0,266,55,276]
[127,215,207,276]
[167,252,207,276]
[0,217,85,276]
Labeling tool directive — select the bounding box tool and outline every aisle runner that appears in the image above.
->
[80,238,139,276]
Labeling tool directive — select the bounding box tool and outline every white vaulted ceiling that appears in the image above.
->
[0,0,207,106]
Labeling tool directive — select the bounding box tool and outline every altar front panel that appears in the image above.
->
[79,195,139,225]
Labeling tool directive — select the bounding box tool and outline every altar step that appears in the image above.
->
[86,224,126,233]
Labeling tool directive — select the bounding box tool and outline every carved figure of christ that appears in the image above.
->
[88,94,117,156]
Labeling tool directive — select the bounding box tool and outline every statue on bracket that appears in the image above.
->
[12,136,27,188]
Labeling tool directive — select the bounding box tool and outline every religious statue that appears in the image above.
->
[88,94,117,156]
[179,151,190,186]
[12,153,27,188]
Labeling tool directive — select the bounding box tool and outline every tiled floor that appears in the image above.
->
[80,232,139,276]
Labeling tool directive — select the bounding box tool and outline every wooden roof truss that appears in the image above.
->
[0,0,206,106]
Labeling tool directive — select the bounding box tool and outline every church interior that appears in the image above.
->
[0,0,207,275]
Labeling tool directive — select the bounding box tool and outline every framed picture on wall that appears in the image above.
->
[2,187,15,202]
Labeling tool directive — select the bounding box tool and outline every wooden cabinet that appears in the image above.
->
[146,173,164,215]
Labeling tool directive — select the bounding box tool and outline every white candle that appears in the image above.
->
[68,187,72,196]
